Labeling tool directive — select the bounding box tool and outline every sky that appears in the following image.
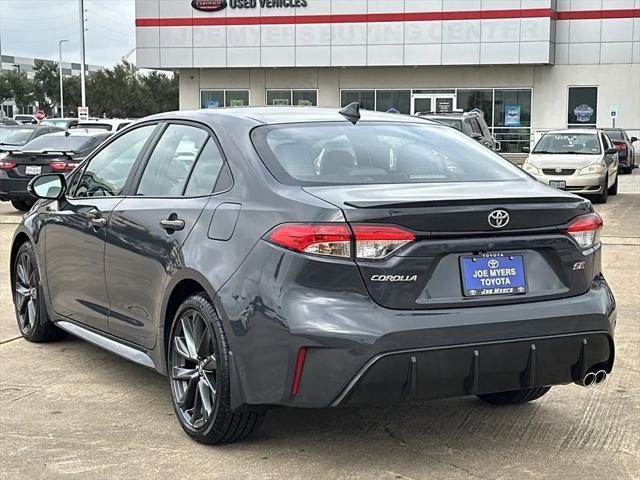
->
[0,0,136,68]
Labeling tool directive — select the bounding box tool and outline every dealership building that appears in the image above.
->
[135,0,640,151]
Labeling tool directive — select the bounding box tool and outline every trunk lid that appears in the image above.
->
[303,181,595,310]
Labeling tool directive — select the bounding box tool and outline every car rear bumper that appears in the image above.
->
[216,241,616,408]
[532,172,605,194]
[334,330,612,405]
[0,175,32,201]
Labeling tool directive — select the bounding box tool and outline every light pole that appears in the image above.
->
[78,0,87,109]
[59,40,68,118]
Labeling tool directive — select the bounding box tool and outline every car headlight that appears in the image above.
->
[522,163,541,175]
[577,164,605,175]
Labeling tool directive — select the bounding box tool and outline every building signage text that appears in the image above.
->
[192,0,308,12]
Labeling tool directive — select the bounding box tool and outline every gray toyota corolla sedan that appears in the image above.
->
[11,106,616,444]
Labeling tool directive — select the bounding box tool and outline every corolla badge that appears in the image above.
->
[488,210,510,229]
[371,275,418,282]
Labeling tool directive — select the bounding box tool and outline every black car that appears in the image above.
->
[12,107,615,445]
[601,128,637,174]
[0,124,64,152]
[0,129,110,211]
[416,110,500,151]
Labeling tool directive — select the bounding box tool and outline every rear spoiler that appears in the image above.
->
[17,150,76,158]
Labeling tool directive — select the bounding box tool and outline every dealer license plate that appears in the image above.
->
[460,255,527,297]
[549,180,566,189]
[25,165,42,176]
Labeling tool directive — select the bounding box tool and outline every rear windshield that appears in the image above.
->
[603,130,624,141]
[533,133,601,155]
[40,119,70,127]
[22,135,96,152]
[431,118,463,131]
[77,123,113,131]
[0,128,33,146]
[252,122,527,186]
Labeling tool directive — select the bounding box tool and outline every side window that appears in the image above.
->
[479,119,491,136]
[469,118,482,135]
[184,139,226,196]
[136,124,208,197]
[601,134,610,150]
[74,125,156,198]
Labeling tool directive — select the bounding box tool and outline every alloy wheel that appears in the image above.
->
[14,252,38,333]
[170,309,218,430]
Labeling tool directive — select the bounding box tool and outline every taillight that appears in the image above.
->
[0,161,16,169]
[352,225,415,259]
[567,213,603,249]
[49,161,78,172]
[267,223,415,259]
[267,224,351,258]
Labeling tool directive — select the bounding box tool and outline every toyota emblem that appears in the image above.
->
[488,210,510,229]
[555,168,563,173]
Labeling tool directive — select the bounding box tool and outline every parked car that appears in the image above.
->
[0,118,20,126]
[76,119,132,132]
[12,107,615,444]
[0,124,65,152]
[522,129,619,203]
[39,118,80,129]
[0,129,110,211]
[601,128,637,174]
[13,114,39,124]
[416,110,500,151]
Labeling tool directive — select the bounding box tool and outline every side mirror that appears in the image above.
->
[605,147,618,155]
[28,173,66,200]
[521,146,531,153]
[631,137,638,143]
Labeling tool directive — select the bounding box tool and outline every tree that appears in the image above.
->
[33,60,61,115]
[0,72,12,103]
[3,70,34,113]
[62,75,82,117]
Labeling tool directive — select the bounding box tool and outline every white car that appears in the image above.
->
[522,129,619,204]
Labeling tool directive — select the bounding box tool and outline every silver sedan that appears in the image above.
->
[522,129,619,203]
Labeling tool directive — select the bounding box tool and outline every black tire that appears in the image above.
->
[168,293,265,444]
[11,200,32,211]
[477,386,550,405]
[12,242,67,342]
[593,176,608,204]
[608,173,618,195]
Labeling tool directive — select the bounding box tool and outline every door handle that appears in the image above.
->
[160,218,185,233]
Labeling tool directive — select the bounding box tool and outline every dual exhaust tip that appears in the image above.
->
[577,369,608,388]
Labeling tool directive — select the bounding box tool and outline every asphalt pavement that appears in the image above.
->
[1,175,639,479]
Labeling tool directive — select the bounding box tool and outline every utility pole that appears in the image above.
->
[79,0,87,108]
[59,40,68,118]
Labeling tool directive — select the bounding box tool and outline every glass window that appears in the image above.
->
[375,90,411,114]
[252,122,528,186]
[225,90,249,107]
[293,90,317,107]
[267,90,291,106]
[75,125,156,198]
[533,133,601,155]
[137,125,208,197]
[469,118,482,135]
[341,90,375,111]
[21,135,95,152]
[201,90,224,109]
[184,140,226,196]
[457,89,493,123]
[494,89,531,128]
[0,128,34,146]
[568,87,598,126]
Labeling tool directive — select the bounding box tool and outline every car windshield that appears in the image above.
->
[432,118,463,131]
[0,128,33,146]
[21,135,96,152]
[40,119,69,127]
[533,133,601,155]
[77,123,113,131]
[603,130,624,141]
[252,122,527,186]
